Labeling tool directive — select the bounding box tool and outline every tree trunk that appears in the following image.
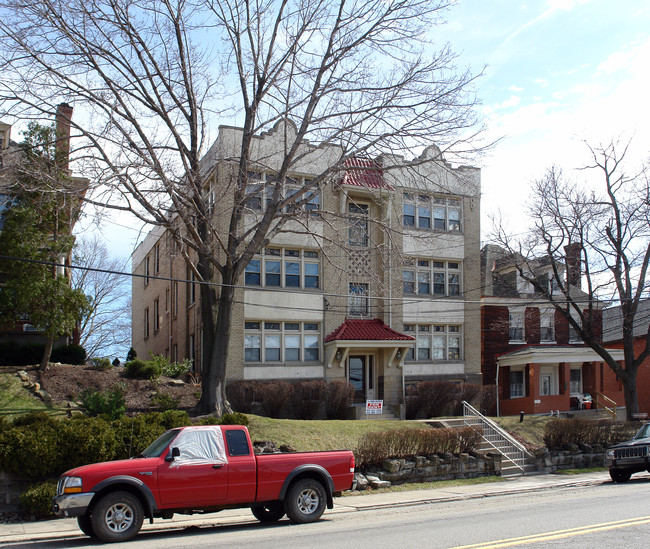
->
[40,336,54,371]
[194,271,236,416]
[622,363,639,421]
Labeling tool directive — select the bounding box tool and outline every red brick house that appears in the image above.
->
[481,245,624,416]
[602,299,650,415]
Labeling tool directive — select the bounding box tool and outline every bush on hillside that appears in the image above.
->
[80,384,126,419]
[226,380,258,413]
[50,343,86,365]
[124,358,162,381]
[20,480,57,518]
[325,380,354,420]
[543,418,636,450]
[257,381,293,418]
[354,426,482,468]
[91,357,113,371]
[0,341,44,366]
[291,380,327,420]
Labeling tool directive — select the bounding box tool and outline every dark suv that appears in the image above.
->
[606,423,650,483]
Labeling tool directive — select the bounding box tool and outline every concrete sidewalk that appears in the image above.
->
[0,471,613,544]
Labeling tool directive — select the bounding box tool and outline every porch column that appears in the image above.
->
[559,362,570,395]
[528,363,540,401]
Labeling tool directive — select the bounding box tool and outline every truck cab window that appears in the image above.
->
[226,430,250,456]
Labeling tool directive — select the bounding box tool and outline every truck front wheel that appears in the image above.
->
[252,501,285,522]
[77,514,96,538]
[284,479,326,524]
[91,491,144,543]
[610,469,632,483]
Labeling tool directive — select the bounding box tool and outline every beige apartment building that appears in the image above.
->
[132,122,481,417]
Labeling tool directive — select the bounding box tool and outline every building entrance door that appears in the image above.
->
[348,355,374,402]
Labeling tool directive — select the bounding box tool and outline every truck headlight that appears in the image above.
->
[606,449,615,459]
[60,477,83,494]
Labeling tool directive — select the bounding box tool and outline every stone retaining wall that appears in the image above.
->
[355,452,503,490]
[533,445,606,473]
[0,471,30,512]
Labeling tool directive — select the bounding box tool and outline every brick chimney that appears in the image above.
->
[564,243,582,289]
[55,102,73,172]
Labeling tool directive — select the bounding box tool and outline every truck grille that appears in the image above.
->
[613,446,649,459]
[56,478,65,496]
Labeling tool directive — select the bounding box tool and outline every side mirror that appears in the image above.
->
[165,447,181,462]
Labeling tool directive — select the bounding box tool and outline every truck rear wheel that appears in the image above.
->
[252,501,285,522]
[284,478,326,524]
[610,469,632,483]
[91,491,144,543]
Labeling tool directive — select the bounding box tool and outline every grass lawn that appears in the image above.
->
[493,415,552,450]
[0,373,65,420]
[247,415,427,452]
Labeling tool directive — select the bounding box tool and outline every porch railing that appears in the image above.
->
[462,401,527,474]
[594,391,617,421]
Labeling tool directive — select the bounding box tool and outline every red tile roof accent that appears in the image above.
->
[325,319,414,342]
[339,158,394,190]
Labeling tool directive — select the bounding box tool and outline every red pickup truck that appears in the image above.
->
[52,425,355,543]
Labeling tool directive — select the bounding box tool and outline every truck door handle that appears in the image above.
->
[213,464,223,469]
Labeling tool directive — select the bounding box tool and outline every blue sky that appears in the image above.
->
[438,0,650,233]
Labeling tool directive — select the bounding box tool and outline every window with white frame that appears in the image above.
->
[348,202,369,246]
[245,248,320,289]
[244,321,320,363]
[404,324,462,361]
[540,312,554,342]
[510,370,524,398]
[348,283,369,315]
[403,193,462,232]
[509,311,524,342]
[403,259,461,297]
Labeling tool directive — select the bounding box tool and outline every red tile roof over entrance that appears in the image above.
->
[325,319,414,342]
[339,158,394,190]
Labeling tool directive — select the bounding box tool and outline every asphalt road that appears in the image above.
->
[6,478,650,548]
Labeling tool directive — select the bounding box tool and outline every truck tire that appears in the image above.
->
[284,478,326,524]
[77,514,96,538]
[90,491,144,543]
[609,469,632,483]
[252,501,285,522]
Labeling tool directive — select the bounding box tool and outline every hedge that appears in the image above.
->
[0,410,237,483]
[354,427,482,468]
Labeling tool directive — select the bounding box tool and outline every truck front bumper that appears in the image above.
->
[52,492,95,518]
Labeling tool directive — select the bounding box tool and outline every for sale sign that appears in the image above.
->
[366,399,383,415]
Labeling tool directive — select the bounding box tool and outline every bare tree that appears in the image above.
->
[71,235,131,359]
[493,140,650,420]
[0,0,485,414]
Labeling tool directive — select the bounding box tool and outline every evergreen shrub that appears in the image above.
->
[124,358,161,380]
[20,480,57,518]
[80,384,126,420]
[50,343,86,365]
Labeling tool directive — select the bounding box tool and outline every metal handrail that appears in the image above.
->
[462,400,527,474]
[594,391,617,421]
